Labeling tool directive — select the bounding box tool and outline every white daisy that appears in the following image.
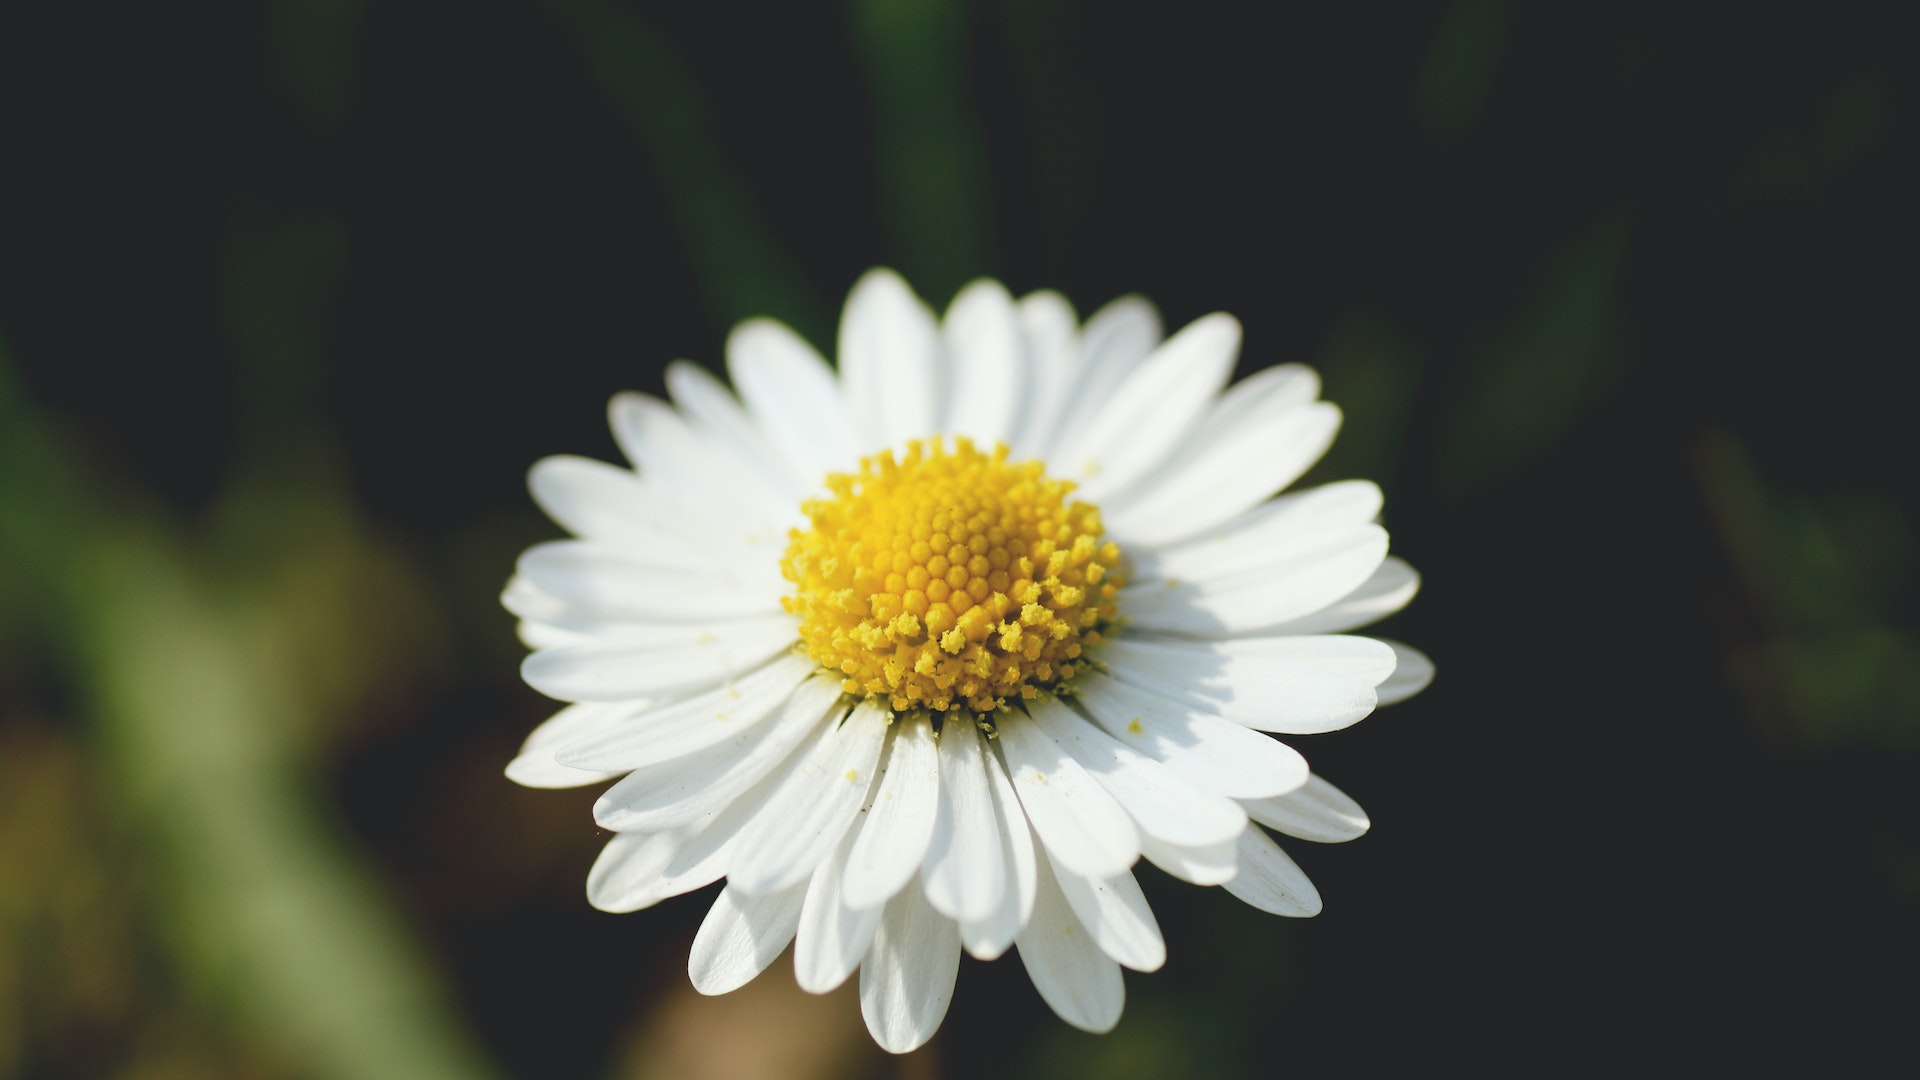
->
[503,269,1433,1053]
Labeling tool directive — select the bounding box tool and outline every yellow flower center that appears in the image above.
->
[780,438,1122,716]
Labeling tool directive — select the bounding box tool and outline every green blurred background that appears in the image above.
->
[1,2,1912,1076]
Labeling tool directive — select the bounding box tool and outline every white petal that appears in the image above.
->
[859,880,962,1054]
[525,457,765,570]
[604,391,696,481]
[515,540,783,625]
[505,701,632,788]
[527,455,672,545]
[588,732,829,913]
[1028,696,1247,847]
[842,715,942,911]
[1045,859,1165,972]
[501,574,571,628]
[608,392,789,528]
[520,614,797,701]
[588,831,709,914]
[942,278,1027,447]
[839,268,940,452]
[726,704,889,896]
[994,711,1140,880]
[1041,295,1162,461]
[1241,774,1370,844]
[1221,826,1321,917]
[1007,290,1079,460]
[726,317,860,482]
[592,677,842,832]
[1116,526,1389,636]
[516,616,588,650]
[1055,313,1241,502]
[1266,556,1421,635]
[1015,844,1125,1034]
[1124,480,1382,584]
[664,360,808,502]
[1094,634,1396,735]
[651,748,810,891]
[584,830,685,913]
[588,826,738,914]
[1375,638,1435,704]
[688,883,808,995]
[921,718,1006,924]
[793,828,884,994]
[959,747,1038,960]
[1106,361,1322,502]
[1139,834,1239,886]
[1072,670,1308,799]
[1122,402,1338,544]
[555,654,814,770]
[1105,370,1341,545]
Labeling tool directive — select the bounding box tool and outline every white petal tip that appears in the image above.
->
[869,1029,936,1056]
[505,754,615,791]
[687,972,745,997]
[960,939,1011,962]
[793,971,850,996]
[852,266,911,293]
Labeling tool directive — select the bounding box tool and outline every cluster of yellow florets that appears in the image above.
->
[781,438,1121,715]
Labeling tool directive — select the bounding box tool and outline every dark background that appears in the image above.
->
[2,2,1913,1076]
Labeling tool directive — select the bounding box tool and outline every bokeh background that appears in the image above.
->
[2,2,1913,1076]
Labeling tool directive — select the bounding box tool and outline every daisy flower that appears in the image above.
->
[503,269,1432,1053]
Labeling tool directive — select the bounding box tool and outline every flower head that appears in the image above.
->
[504,269,1432,1052]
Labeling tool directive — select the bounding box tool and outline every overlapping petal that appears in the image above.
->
[843,715,942,911]
[921,718,1007,924]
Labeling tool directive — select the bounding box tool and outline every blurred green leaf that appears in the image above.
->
[1313,310,1421,494]
[225,221,345,427]
[1418,0,1511,137]
[850,0,995,302]
[1442,213,1628,490]
[273,0,363,127]
[1696,429,1920,748]
[1732,77,1889,204]
[0,344,500,1080]
[550,0,828,339]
